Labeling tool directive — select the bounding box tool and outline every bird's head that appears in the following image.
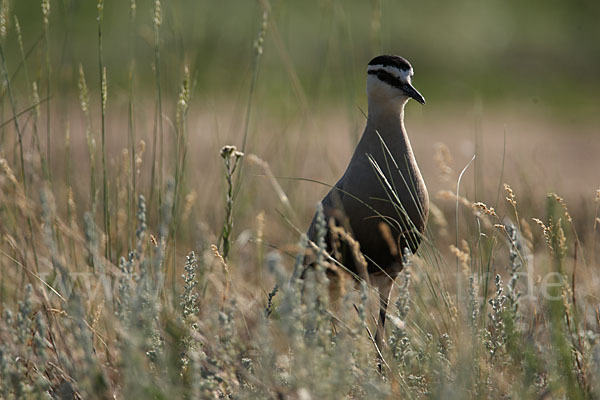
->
[366,55,425,106]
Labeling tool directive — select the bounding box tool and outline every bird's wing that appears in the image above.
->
[307,177,344,240]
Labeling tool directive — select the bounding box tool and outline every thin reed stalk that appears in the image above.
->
[97,0,111,260]
[127,0,136,250]
[0,3,4,160]
[149,0,163,214]
[233,6,269,199]
[78,65,96,212]
[171,67,191,232]
[166,67,191,303]
[41,0,51,181]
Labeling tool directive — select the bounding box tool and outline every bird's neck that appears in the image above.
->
[361,96,425,194]
[360,96,429,227]
[363,96,411,156]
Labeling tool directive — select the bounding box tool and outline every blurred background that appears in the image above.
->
[10,0,600,109]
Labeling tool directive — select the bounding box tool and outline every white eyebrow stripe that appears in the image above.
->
[367,65,413,81]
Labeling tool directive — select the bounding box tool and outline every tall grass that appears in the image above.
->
[0,1,599,399]
[149,0,164,216]
[41,0,51,182]
[97,0,110,261]
[127,0,137,252]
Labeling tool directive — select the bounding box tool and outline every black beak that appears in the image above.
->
[404,83,426,105]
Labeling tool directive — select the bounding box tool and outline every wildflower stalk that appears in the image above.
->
[485,274,506,361]
[181,251,200,319]
[220,145,244,261]
[180,251,200,373]
[264,284,278,317]
[389,266,412,366]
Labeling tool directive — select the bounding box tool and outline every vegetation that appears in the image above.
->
[0,1,599,398]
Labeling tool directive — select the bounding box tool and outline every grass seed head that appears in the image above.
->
[555,218,567,260]
[532,217,553,255]
[0,158,18,185]
[548,193,572,223]
[78,64,89,115]
[504,183,516,207]
[437,190,471,207]
[253,10,268,56]
[256,210,265,243]
[0,1,10,39]
[450,244,470,276]
[14,16,23,49]
[182,191,197,220]
[41,0,50,25]
[434,142,454,182]
[153,0,161,28]
[473,201,498,218]
[101,67,107,110]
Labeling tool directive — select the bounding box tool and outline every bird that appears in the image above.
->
[305,54,429,359]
